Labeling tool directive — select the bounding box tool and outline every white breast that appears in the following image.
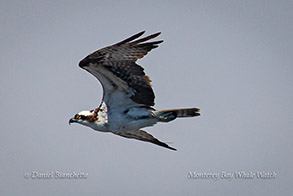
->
[107,106,157,132]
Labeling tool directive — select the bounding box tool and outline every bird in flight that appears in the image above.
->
[69,31,200,150]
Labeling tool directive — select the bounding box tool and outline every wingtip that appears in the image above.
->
[116,31,146,45]
[169,146,177,151]
[138,31,161,37]
[130,31,163,45]
[139,30,146,34]
[164,141,177,151]
[156,140,177,151]
[152,31,161,37]
[136,30,146,37]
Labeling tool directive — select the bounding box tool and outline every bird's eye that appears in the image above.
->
[75,114,80,119]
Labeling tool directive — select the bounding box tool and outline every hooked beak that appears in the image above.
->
[69,118,76,125]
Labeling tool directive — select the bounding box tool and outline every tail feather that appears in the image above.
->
[156,108,200,122]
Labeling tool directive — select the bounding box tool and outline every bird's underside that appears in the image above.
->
[69,31,200,151]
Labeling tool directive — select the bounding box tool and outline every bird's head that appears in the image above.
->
[69,110,97,126]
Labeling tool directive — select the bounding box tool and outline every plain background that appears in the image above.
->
[1,0,292,195]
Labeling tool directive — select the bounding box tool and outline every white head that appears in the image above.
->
[69,110,97,126]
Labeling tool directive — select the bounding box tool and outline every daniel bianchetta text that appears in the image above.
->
[188,171,277,181]
[24,171,88,179]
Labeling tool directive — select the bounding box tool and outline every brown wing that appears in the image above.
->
[79,31,163,107]
[112,129,176,151]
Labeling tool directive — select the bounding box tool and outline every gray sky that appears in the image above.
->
[1,0,292,195]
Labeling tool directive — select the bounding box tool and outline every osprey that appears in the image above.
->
[69,31,200,150]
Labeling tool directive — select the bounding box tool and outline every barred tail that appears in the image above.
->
[156,108,200,122]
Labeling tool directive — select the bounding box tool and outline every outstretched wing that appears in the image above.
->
[112,129,176,151]
[79,31,163,107]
